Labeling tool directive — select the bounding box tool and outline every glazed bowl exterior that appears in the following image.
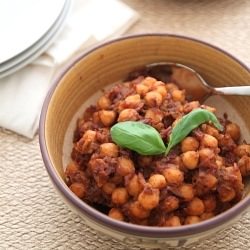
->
[39,34,250,248]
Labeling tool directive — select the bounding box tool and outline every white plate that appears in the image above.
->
[0,0,70,72]
[0,0,71,78]
[0,0,66,64]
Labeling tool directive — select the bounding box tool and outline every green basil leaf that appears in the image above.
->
[165,108,223,154]
[110,121,166,155]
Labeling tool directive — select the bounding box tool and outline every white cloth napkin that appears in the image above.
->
[0,0,139,138]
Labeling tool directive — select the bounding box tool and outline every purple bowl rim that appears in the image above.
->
[39,33,250,238]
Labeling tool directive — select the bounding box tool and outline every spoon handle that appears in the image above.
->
[214,86,250,96]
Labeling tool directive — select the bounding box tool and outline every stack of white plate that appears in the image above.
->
[0,0,71,79]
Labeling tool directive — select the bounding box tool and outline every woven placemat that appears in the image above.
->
[0,0,249,249]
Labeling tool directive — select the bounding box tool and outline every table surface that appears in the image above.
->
[0,0,249,249]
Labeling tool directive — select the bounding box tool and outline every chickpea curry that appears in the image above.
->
[65,76,250,227]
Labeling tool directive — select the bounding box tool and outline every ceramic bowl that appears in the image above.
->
[39,34,250,248]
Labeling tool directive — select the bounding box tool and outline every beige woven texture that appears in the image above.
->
[0,0,250,249]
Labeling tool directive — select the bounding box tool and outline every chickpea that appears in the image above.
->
[152,80,165,88]
[83,130,96,141]
[183,101,200,113]
[201,173,218,189]
[144,91,163,107]
[201,124,220,139]
[148,174,167,189]
[200,212,214,221]
[234,144,250,157]
[171,89,185,102]
[199,148,215,162]
[238,155,250,177]
[178,184,195,201]
[162,168,184,185]
[218,185,236,202]
[164,216,181,227]
[117,157,135,176]
[97,95,111,109]
[138,186,160,210]
[102,182,116,195]
[162,196,179,213]
[203,195,216,212]
[181,151,199,169]
[69,183,86,198]
[99,110,116,126]
[112,188,129,205]
[135,83,150,96]
[184,216,201,225]
[225,123,240,141]
[154,84,168,98]
[166,83,178,92]
[219,134,236,152]
[129,201,150,219]
[65,161,80,176]
[108,208,124,221]
[186,197,205,216]
[127,174,143,197]
[145,108,164,123]
[124,94,141,108]
[100,143,119,157]
[226,165,243,184]
[215,156,224,168]
[141,76,157,88]
[202,134,218,148]
[76,130,97,153]
[181,137,199,152]
[118,109,139,122]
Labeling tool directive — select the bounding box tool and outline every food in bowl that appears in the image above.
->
[65,75,250,227]
[40,34,250,247]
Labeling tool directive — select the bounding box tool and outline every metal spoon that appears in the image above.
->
[144,62,250,102]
